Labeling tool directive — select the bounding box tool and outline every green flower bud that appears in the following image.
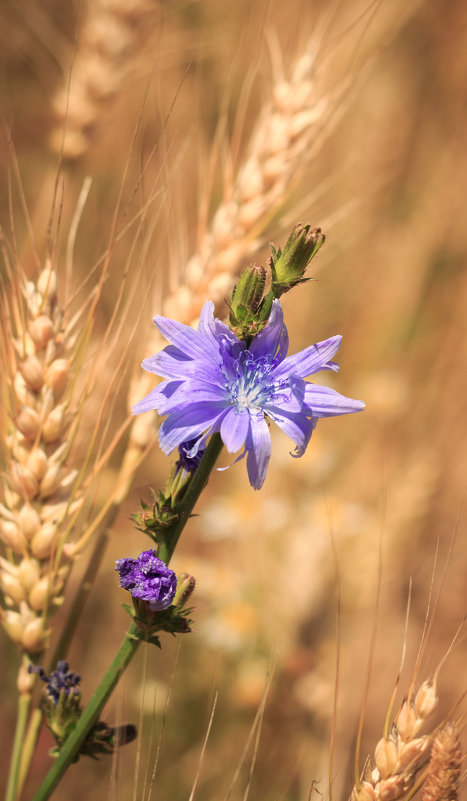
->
[270,223,325,296]
[229,263,266,326]
[173,572,196,607]
[229,264,272,342]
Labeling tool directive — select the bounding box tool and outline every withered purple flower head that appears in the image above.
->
[132,300,364,490]
[28,660,81,705]
[115,550,177,611]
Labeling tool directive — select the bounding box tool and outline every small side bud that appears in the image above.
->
[173,573,196,607]
[269,223,325,297]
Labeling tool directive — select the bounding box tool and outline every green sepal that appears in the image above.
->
[228,264,274,343]
[131,490,182,544]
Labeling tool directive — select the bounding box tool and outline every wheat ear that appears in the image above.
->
[0,261,84,656]
[50,0,154,161]
[349,672,461,801]
[163,41,333,325]
[421,723,463,801]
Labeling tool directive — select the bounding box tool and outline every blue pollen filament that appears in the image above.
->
[224,352,287,411]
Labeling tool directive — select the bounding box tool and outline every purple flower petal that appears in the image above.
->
[266,406,316,456]
[274,335,342,380]
[220,407,250,452]
[154,315,220,362]
[246,413,271,490]
[158,401,228,453]
[249,300,285,359]
[132,381,183,415]
[304,384,365,417]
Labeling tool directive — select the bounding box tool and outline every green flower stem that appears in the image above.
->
[31,433,224,801]
[158,432,224,565]
[5,692,31,801]
[18,510,118,797]
[31,621,141,801]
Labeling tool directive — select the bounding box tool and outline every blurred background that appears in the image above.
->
[0,0,466,799]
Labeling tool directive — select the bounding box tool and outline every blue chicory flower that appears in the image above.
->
[115,550,177,611]
[28,660,81,705]
[132,300,364,490]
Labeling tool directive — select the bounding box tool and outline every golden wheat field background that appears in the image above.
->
[0,1,466,800]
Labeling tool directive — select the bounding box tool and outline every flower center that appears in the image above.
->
[223,352,288,412]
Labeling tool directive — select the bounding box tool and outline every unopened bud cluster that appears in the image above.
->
[0,262,83,654]
[228,223,324,342]
[350,678,440,801]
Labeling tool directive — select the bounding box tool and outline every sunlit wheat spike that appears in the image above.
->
[0,229,136,660]
[0,260,84,655]
[50,0,154,161]
[350,676,441,801]
[421,723,462,801]
[163,39,334,327]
